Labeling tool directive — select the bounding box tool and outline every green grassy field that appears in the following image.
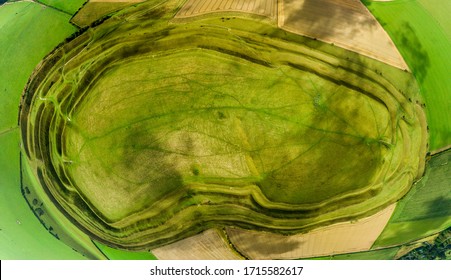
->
[94,241,157,260]
[19,0,426,250]
[365,0,451,151]
[417,0,451,42]
[19,152,107,259]
[0,1,76,130]
[0,129,85,259]
[37,0,87,15]
[0,1,89,259]
[374,149,451,248]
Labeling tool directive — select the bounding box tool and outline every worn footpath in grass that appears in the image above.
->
[365,0,451,150]
[0,1,76,130]
[374,150,451,248]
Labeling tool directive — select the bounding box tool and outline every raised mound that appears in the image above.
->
[20,0,426,250]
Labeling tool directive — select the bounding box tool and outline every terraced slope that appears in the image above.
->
[20,0,426,250]
[0,0,94,259]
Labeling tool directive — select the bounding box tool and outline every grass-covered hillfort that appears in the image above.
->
[1,0,450,259]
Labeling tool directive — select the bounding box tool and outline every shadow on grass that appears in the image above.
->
[240,234,305,257]
[425,196,451,220]
[397,22,430,82]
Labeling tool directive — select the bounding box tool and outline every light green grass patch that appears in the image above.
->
[38,0,87,15]
[94,241,158,260]
[417,0,451,41]
[365,0,451,150]
[0,130,85,259]
[0,1,76,130]
[0,0,84,259]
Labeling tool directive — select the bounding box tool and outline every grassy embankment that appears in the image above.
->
[363,0,451,249]
[373,149,451,247]
[71,1,139,27]
[20,0,427,250]
[0,1,92,259]
[364,0,451,151]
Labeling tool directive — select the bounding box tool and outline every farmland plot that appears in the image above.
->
[153,229,241,259]
[280,0,408,70]
[176,0,277,19]
[374,149,451,247]
[365,0,451,150]
[227,204,396,259]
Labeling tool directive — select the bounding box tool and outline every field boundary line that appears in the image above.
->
[431,145,451,156]
[0,127,18,137]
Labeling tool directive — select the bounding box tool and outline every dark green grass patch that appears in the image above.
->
[374,217,450,249]
[390,151,451,222]
[37,0,87,15]
[365,0,451,151]
[374,150,451,248]
[0,1,76,130]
